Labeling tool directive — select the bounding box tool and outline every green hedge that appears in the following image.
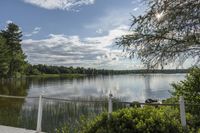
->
[80,106,195,133]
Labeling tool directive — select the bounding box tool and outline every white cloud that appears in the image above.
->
[32,27,41,34]
[133,7,139,11]
[22,25,134,69]
[96,28,103,34]
[6,20,13,24]
[23,0,95,11]
[24,27,41,37]
[85,25,130,48]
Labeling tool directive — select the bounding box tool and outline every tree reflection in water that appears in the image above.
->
[0,78,29,128]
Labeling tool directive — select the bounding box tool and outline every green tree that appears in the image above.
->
[171,67,200,116]
[116,0,200,68]
[162,67,200,128]
[172,67,200,104]
[0,35,10,77]
[1,23,27,77]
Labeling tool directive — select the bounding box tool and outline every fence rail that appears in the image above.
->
[0,94,200,132]
[0,94,38,99]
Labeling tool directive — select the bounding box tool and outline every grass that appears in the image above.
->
[25,74,86,78]
[0,97,127,133]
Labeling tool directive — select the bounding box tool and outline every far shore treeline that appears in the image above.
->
[27,64,188,75]
[0,23,188,78]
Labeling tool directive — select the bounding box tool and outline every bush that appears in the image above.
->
[80,106,194,133]
[165,66,200,129]
[130,101,141,108]
[171,67,200,114]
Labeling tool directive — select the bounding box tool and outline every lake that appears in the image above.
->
[1,74,186,101]
[26,74,185,101]
[0,74,186,132]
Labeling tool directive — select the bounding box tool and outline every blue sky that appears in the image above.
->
[0,0,193,69]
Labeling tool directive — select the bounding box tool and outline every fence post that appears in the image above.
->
[108,93,113,119]
[36,94,43,132]
[179,96,186,128]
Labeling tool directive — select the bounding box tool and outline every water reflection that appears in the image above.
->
[0,74,185,102]
[0,78,29,96]
[23,74,185,102]
[144,75,152,99]
[0,78,30,127]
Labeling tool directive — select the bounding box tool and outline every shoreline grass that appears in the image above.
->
[25,74,86,78]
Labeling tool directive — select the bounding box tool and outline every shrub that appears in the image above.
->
[55,124,70,133]
[130,101,141,108]
[171,67,200,115]
[80,106,194,133]
[166,67,200,129]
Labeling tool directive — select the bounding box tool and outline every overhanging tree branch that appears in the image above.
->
[116,0,200,69]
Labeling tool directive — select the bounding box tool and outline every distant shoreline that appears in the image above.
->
[0,69,188,79]
[26,69,188,78]
[122,69,188,74]
[25,74,86,78]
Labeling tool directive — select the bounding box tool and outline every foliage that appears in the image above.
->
[169,67,200,127]
[25,64,41,75]
[0,36,10,76]
[130,101,141,108]
[26,64,188,76]
[79,106,195,133]
[116,0,200,68]
[0,23,27,78]
[171,67,200,104]
[55,124,70,133]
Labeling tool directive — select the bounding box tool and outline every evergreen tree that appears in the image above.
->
[1,23,27,77]
[0,35,10,77]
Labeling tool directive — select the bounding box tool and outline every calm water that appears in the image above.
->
[0,74,181,101]
[26,74,185,102]
[0,74,186,132]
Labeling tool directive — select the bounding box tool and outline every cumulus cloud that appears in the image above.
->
[24,27,41,37]
[22,26,133,69]
[23,0,95,11]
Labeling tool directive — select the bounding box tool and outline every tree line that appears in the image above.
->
[27,64,188,75]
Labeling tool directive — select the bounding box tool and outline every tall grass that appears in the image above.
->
[0,96,127,133]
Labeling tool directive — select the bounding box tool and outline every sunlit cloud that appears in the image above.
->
[23,0,95,11]
[22,26,132,69]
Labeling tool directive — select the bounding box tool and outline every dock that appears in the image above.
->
[0,125,43,133]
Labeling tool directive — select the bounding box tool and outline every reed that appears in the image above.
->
[0,96,126,133]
